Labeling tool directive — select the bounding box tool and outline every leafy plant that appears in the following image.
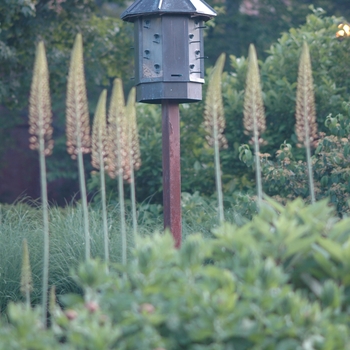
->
[261,102,350,216]
[3,198,350,349]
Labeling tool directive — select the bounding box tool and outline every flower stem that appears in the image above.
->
[213,123,224,223]
[304,123,315,203]
[253,121,262,208]
[129,169,138,245]
[99,149,109,268]
[39,134,49,328]
[118,172,127,265]
[77,133,90,261]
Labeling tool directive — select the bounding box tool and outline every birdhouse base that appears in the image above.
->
[136,81,202,104]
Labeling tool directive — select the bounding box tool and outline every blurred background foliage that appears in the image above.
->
[1,0,350,208]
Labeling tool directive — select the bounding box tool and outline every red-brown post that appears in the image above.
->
[162,101,182,248]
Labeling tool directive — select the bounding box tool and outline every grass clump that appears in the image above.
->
[20,239,33,309]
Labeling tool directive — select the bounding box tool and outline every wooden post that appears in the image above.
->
[162,101,182,248]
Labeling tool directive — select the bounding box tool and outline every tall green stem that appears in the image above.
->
[99,148,109,267]
[304,118,315,203]
[253,115,262,208]
[116,121,126,265]
[213,122,224,223]
[118,171,127,265]
[39,134,49,328]
[129,168,138,244]
[77,132,90,260]
[25,289,30,310]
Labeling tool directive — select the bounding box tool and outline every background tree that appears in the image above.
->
[0,0,132,203]
[205,0,350,65]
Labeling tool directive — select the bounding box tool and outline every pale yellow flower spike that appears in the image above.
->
[243,44,266,138]
[91,89,108,170]
[126,87,141,172]
[295,42,317,147]
[204,52,227,149]
[66,33,91,159]
[107,78,130,180]
[29,41,54,156]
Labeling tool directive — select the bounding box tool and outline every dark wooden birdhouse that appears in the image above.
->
[121,0,216,103]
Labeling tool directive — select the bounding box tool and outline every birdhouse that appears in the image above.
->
[121,0,216,103]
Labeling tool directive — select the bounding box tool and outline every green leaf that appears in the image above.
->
[317,238,344,263]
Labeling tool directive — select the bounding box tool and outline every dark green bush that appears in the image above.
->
[2,198,350,349]
[257,101,350,216]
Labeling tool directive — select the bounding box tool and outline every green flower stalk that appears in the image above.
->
[204,53,227,223]
[28,41,53,327]
[66,33,91,260]
[91,89,109,267]
[20,239,33,310]
[126,87,141,242]
[107,78,129,265]
[243,44,266,207]
[295,42,317,204]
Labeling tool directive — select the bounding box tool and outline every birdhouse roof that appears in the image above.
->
[121,0,216,22]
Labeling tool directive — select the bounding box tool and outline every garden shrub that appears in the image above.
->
[260,101,350,216]
[2,198,350,349]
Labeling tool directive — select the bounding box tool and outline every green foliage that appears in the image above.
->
[0,1,131,110]
[261,9,349,152]
[3,199,350,348]
[0,303,60,350]
[205,0,350,65]
[1,195,250,313]
[210,10,350,200]
[0,0,132,190]
[260,102,350,215]
[2,3,350,207]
